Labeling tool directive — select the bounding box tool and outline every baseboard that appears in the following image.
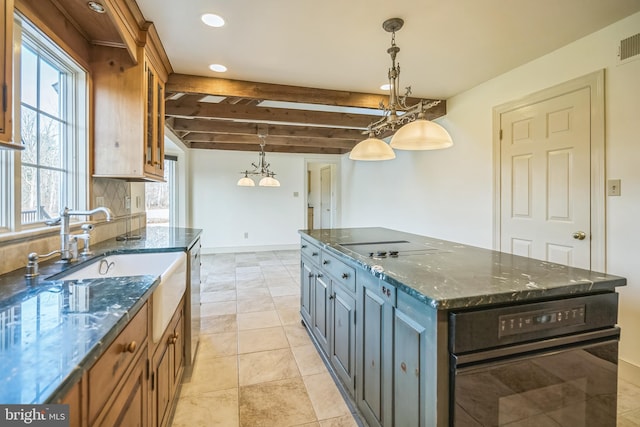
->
[202,244,299,254]
[619,359,640,387]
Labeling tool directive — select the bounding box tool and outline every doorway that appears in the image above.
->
[493,71,605,271]
[306,161,340,230]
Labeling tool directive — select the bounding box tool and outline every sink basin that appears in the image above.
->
[51,252,187,343]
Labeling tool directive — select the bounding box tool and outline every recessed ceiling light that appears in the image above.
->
[380,83,391,91]
[201,13,225,28]
[87,1,106,13]
[209,64,227,73]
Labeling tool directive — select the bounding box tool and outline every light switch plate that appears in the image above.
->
[607,179,621,196]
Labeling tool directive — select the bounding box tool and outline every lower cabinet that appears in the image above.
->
[330,283,356,394]
[151,298,185,427]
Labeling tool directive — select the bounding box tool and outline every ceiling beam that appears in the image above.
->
[169,118,365,139]
[183,133,356,149]
[189,142,346,155]
[166,73,444,112]
[165,100,377,128]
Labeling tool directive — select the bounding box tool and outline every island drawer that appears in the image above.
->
[301,238,321,264]
[88,302,148,423]
[321,251,356,293]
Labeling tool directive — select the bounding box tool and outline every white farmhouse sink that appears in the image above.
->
[53,252,187,343]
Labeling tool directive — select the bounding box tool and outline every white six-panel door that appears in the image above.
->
[500,87,592,269]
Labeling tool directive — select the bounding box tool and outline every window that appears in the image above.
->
[146,156,177,227]
[0,15,88,232]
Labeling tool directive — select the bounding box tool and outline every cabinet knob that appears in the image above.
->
[400,361,407,373]
[312,252,318,256]
[323,260,329,265]
[329,293,335,300]
[301,244,307,249]
[125,341,137,353]
[169,333,179,345]
[341,273,349,279]
[317,273,323,278]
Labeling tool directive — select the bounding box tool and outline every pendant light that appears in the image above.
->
[237,172,255,187]
[350,18,453,161]
[237,134,281,187]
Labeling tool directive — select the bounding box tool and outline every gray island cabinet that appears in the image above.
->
[299,227,625,427]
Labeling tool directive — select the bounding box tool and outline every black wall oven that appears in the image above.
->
[449,293,620,427]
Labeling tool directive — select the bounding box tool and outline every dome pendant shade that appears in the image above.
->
[390,119,453,150]
[259,175,280,187]
[349,137,396,161]
[237,175,255,186]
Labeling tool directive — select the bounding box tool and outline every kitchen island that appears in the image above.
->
[0,227,201,424]
[299,227,625,427]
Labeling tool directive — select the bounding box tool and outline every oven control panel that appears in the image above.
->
[498,305,585,337]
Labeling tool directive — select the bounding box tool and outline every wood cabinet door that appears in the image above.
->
[312,273,330,354]
[330,283,356,394]
[393,309,426,427]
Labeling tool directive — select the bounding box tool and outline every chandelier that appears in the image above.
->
[237,135,281,187]
[349,18,453,161]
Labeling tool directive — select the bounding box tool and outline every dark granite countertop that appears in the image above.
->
[0,227,202,404]
[300,227,626,310]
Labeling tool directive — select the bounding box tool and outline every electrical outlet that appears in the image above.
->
[607,179,621,196]
[96,196,105,206]
[244,232,249,239]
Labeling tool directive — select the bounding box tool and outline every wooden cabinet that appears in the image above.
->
[0,0,15,148]
[89,303,149,427]
[151,298,185,427]
[92,23,169,182]
[61,379,84,427]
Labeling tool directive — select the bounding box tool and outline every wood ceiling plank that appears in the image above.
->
[166,100,376,128]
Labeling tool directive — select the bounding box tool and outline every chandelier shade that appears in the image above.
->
[349,135,396,161]
[390,119,453,150]
[237,134,281,187]
[349,17,453,161]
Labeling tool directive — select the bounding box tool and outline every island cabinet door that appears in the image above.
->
[312,272,331,355]
[300,259,314,326]
[331,282,357,395]
[394,309,427,427]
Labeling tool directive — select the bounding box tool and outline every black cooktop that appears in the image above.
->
[339,240,439,258]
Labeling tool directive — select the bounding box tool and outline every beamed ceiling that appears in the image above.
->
[164,74,446,155]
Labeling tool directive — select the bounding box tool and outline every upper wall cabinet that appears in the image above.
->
[92,23,170,182]
[0,0,17,149]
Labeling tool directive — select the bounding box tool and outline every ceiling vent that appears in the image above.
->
[618,33,640,62]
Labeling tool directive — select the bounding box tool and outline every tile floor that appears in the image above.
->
[172,250,640,427]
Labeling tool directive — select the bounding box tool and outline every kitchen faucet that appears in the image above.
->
[25,206,114,278]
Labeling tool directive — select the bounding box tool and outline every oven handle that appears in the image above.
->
[453,327,620,370]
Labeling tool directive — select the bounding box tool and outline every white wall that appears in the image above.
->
[190,149,307,252]
[341,13,640,371]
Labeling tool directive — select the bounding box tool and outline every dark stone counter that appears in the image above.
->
[300,227,626,310]
[0,227,202,404]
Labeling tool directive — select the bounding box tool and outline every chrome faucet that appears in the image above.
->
[46,206,114,263]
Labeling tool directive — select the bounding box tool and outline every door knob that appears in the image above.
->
[573,231,586,240]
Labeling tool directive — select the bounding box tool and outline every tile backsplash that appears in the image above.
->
[0,178,147,275]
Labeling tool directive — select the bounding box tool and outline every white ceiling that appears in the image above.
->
[136,0,640,99]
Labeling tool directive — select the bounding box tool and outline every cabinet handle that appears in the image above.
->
[312,252,318,256]
[125,341,137,353]
[317,273,323,278]
[169,333,179,345]
[341,273,349,279]
[301,244,308,249]
[308,273,314,278]
[329,294,335,300]
[323,260,329,265]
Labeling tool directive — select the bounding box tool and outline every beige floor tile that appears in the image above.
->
[237,310,281,331]
[236,279,267,289]
[291,344,328,376]
[198,332,238,358]
[181,355,238,397]
[269,285,300,297]
[238,326,289,354]
[239,377,317,427]
[273,295,300,310]
[236,297,276,314]
[201,314,237,334]
[319,415,359,427]
[201,289,237,303]
[278,308,303,326]
[237,287,272,299]
[172,388,239,427]
[303,372,352,421]
[202,280,236,291]
[201,301,237,316]
[284,323,314,347]
[238,348,300,386]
